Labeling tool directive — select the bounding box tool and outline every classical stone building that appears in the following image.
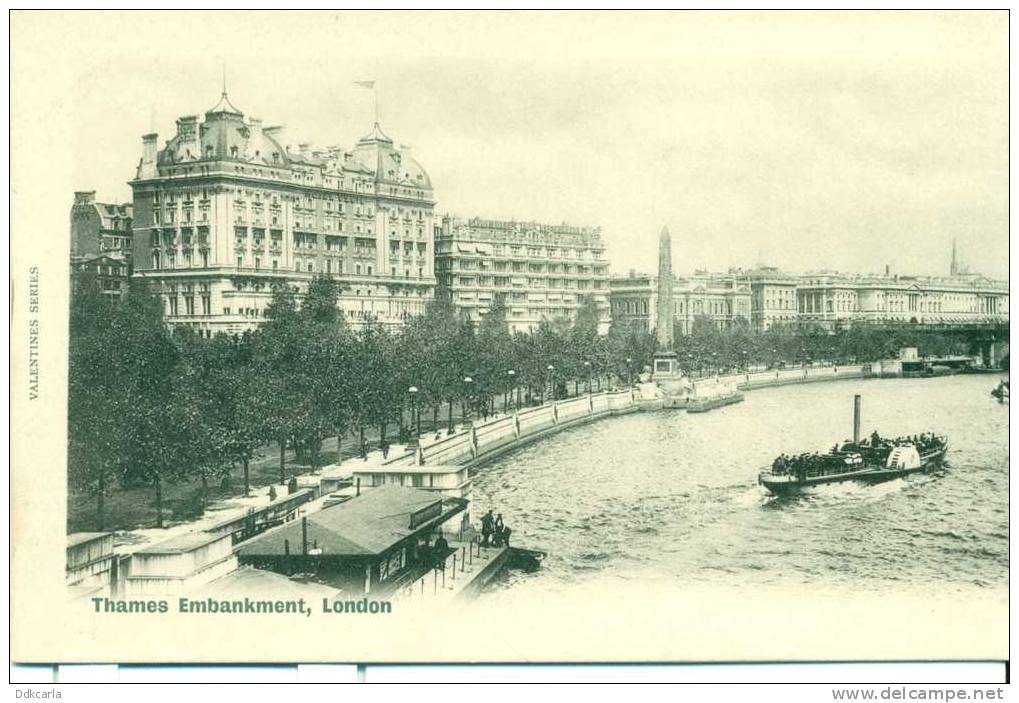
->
[794,271,1009,330]
[608,271,752,335]
[130,92,435,336]
[746,266,799,331]
[70,191,133,299]
[434,216,611,334]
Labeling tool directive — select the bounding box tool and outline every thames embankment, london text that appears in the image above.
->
[90,597,393,616]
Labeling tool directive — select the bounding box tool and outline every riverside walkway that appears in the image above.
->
[108,364,870,557]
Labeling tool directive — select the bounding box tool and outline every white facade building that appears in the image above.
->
[131,92,435,335]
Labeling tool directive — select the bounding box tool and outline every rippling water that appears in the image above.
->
[472,375,1009,596]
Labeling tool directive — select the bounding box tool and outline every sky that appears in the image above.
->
[14,11,1009,279]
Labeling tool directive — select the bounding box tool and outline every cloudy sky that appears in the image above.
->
[15,11,1009,279]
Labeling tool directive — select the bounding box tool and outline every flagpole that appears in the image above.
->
[374,83,380,126]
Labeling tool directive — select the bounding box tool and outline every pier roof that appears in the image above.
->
[236,485,465,558]
[67,532,112,548]
[136,531,228,555]
[199,566,339,601]
[350,464,467,475]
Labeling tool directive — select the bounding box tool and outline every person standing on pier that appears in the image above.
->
[481,510,495,546]
[433,533,450,567]
[494,514,505,545]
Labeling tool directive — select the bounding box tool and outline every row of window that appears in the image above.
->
[151,229,210,247]
[153,251,210,269]
[166,294,212,316]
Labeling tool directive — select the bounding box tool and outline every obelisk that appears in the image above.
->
[655,226,674,352]
[648,224,680,385]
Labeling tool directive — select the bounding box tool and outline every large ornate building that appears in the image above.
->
[793,271,1009,329]
[611,263,1009,335]
[130,92,435,335]
[609,271,752,335]
[434,216,611,333]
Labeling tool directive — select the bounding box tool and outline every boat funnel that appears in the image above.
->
[853,395,862,444]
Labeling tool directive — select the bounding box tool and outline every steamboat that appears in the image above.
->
[758,395,948,496]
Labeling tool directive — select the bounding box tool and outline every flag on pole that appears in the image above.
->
[354,81,379,125]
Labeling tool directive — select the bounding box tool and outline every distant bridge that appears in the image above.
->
[918,322,1009,367]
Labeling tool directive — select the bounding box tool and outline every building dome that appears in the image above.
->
[156,93,290,168]
[349,123,431,189]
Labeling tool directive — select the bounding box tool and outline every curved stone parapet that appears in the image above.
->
[415,367,871,470]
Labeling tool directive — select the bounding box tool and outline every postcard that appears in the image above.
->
[10,10,1008,665]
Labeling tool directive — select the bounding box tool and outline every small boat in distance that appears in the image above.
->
[991,379,1009,403]
[758,395,948,496]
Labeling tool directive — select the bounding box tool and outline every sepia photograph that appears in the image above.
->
[9,9,1009,674]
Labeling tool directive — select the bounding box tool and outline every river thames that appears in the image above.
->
[473,374,1008,598]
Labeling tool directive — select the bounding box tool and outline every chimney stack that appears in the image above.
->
[73,191,96,206]
[853,395,862,444]
[139,133,159,179]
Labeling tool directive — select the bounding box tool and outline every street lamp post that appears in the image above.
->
[507,370,516,412]
[625,357,632,386]
[463,376,473,423]
[546,364,555,403]
[407,386,419,448]
[584,360,592,394]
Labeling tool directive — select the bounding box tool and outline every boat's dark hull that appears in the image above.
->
[761,448,947,496]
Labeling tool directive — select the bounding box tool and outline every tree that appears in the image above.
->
[475,296,512,412]
[258,283,310,483]
[115,280,185,527]
[296,275,349,467]
[605,318,655,384]
[223,341,268,495]
[300,274,342,326]
[68,278,127,530]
